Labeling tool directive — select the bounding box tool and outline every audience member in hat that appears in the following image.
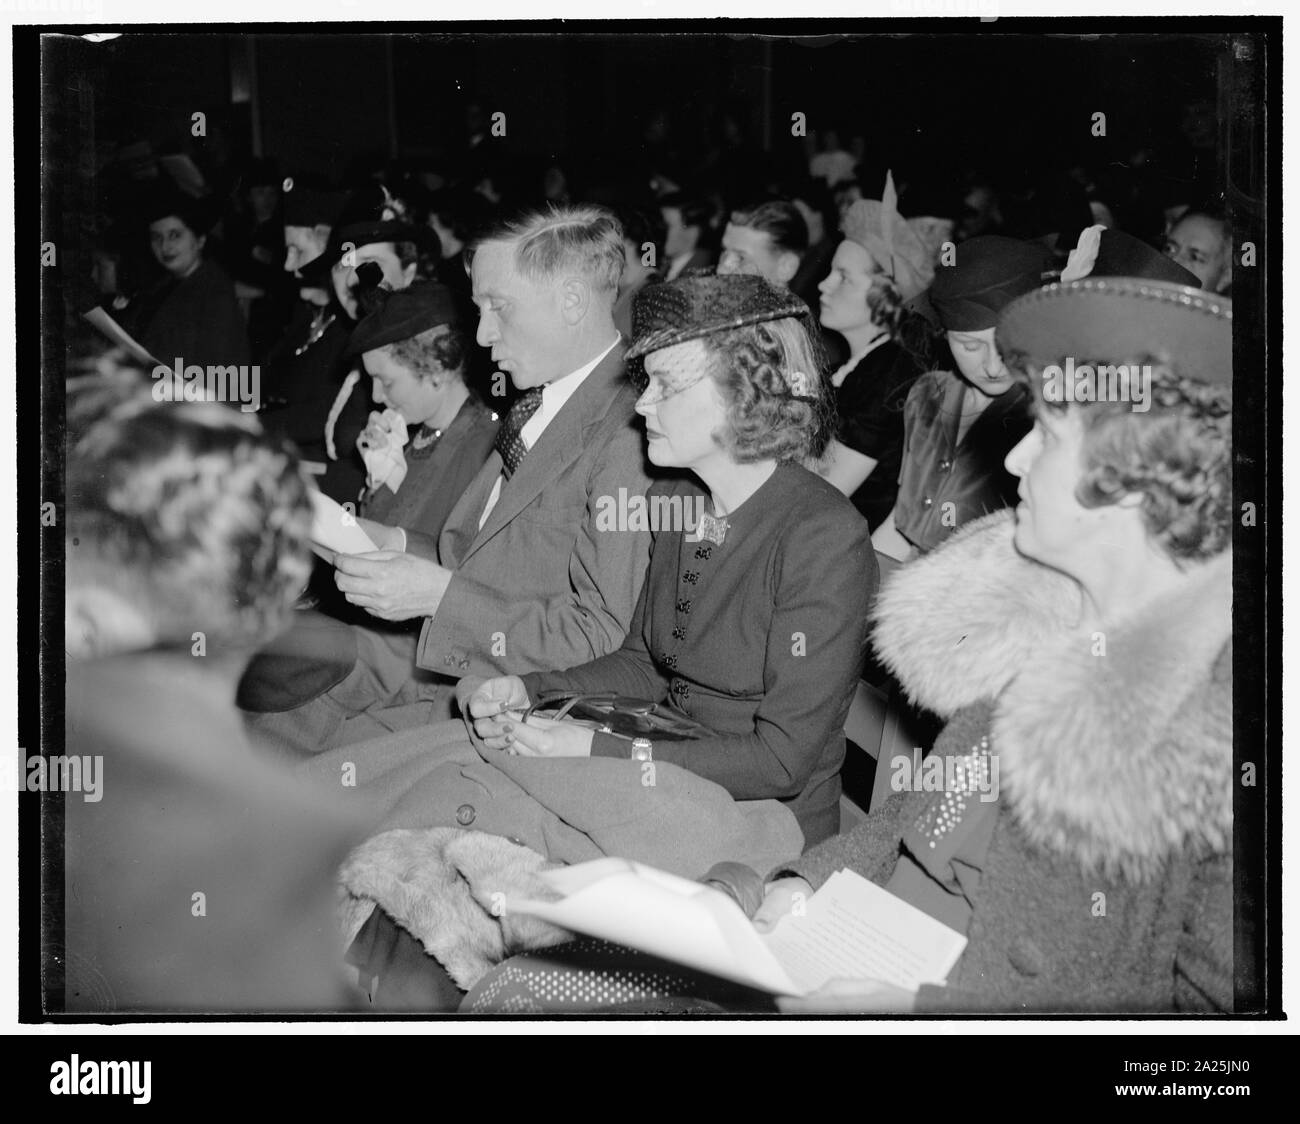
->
[63,356,365,1012]
[123,194,251,372]
[1163,208,1232,294]
[261,184,432,504]
[758,276,1235,1015]
[238,283,499,722]
[464,272,872,847]
[872,236,1052,561]
[659,193,716,280]
[816,176,937,529]
[346,282,500,553]
[247,205,655,753]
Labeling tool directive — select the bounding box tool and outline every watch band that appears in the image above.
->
[630,738,653,762]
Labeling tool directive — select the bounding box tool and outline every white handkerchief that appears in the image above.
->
[357,409,410,494]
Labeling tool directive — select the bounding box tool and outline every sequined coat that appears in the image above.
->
[785,510,1235,1012]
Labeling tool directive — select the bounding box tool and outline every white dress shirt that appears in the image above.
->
[477,335,622,529]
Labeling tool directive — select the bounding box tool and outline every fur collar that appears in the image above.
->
[873,510,1232,880]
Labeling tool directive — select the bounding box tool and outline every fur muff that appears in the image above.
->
[872,510,1233,882]
[339,828,574,990]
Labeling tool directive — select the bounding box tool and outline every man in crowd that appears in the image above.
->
[716,199,808,288]
[246,204,658,753]
[1163,208,1233,294]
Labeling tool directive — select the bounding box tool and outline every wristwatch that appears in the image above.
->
[630,738,653,762]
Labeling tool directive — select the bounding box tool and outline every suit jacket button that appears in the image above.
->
[456,804,476,826]
[444,654,456,666]
[458,658,470,670]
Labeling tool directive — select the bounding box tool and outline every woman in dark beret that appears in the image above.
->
[872,235,1053,561]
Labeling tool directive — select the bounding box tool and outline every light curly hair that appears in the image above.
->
[703,315,836,464]
[67,352,313,653]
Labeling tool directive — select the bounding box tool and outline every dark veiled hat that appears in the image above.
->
[346,281,462,357]
[626,273,808,360]
[998,277,1232,391]
[929,236,1056,332]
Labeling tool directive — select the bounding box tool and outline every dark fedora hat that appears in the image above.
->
[626,273,808,360]
[345,281,462,358]
[998,277,1232,391]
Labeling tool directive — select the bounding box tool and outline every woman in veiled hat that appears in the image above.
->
[761,275,1236,1014]
[466,273,874,851]
[817,173,938,530]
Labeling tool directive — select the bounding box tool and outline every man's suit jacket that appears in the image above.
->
[412,342,656,681]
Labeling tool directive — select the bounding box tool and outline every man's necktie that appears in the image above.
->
[493,387,545,479]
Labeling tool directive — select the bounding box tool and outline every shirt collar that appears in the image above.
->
[540,335,621,410]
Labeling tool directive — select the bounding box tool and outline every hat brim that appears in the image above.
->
[626,301,808,360]
[997,278,1232,390]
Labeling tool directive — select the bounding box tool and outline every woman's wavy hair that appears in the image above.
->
[67,351,313,654]
[1013,351,1232,561]
[381,324,471,384]
[701,314,837,465]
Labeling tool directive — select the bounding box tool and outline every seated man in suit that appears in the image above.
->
[246,204,659,752]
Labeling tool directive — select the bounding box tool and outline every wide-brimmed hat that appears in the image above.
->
[346,281,462,357]
[997,277,1232,391]
[626,273,808,360]
[929,235,1056,333]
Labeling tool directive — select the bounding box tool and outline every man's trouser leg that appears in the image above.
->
[245,624,457,756]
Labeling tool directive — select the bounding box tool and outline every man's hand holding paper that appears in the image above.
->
[334,551,452,621]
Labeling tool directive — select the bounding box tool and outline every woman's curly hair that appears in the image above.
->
[67,352,313,654]
[1016,352,1232,561]
[701,314,837,465]
[381,323,470,384]
[866,270,905,336]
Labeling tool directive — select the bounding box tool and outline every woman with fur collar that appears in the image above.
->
[766,278,1235,1014]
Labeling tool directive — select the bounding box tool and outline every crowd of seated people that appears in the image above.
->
[64,124,1241,1017]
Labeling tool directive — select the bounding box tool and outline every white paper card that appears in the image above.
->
[309,490,378,556]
